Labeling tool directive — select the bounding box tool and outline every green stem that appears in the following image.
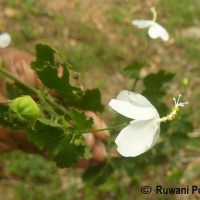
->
[82,123,128,134]
[144,38,150,62]
[0,100,10,105]
[132,77,139,91]
[44,95,69,114]
[0,67,68,114]
[0,67,39,94]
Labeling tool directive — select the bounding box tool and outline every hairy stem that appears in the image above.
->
[81,123,128,134]
[0,67,39,94]
[0,67,68,114]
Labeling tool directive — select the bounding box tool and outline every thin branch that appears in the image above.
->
[0,67,68,115]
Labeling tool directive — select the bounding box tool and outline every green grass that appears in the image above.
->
[0,151,71,200]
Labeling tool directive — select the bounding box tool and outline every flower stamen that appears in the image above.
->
[150,7,157,22]
[159,94,188,122]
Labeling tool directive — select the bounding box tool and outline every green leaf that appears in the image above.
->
[0,105,10,128]
[31,44,81,101]
[31,44,104,112]
[142,70,174,105]
[84,147,93,159]
[37,118,64,128]
[6,81,35,99]
[31,44,57,88]
[75,89,104,112]
[169,133,190,150]
[170,112,194,134]
[69,108,93,133]
[143,70,174,89]
[82,164,113,186]
[123,61,148,79]
[0,105,27,130]
[32,43,55,66]
[53,136,85,168]
[27,120,85,168]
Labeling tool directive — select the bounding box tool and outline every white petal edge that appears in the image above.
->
[116,90,157,109]
[109,99,158,120]
[115,119,160,157]
[148,22,169,41]
[0,32,11,48]
[132,20,153,29]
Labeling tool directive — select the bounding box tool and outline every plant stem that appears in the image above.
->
[0,100,10,105]
[82,123,128,134]
[0,67,39,94]
[0,67,68,114]
[132,77,139,91]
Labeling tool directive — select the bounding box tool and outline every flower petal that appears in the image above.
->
[117,90,156,108]
[132,20,153,29]
[115,119,160,157]
[109,99,158,120]
[108,90,159,120]
[0,32,11,48]
[148,22,169,41]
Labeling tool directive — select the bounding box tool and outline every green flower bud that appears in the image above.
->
[9,96,41,124]
[73,138,82,146]
[182,77,189,87]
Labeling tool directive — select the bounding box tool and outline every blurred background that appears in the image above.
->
[0,0,200,199]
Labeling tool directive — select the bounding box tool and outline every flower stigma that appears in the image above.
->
[159,94,188,122]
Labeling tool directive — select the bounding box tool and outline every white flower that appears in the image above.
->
[109,90,160,157]
[0,32,11,48]
[132,20,169,41]
[132,7,169,41]
[109,91,187,157]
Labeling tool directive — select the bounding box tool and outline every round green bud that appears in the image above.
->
[182,77,189,87]
[9,95,41,124]
[73,138,83,146]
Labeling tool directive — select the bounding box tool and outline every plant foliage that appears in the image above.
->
[0,44,103,168]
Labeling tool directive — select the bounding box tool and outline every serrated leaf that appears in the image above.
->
[53,136,85,168]
[31,44,104,112]
[0,105,10,127]
[37,118,64,128]
[0,105,26,130]
[31,44,57,88]
[142,70,174,105]
[123,61,148,79]
[84,147,93,159]
[82,164,113,185]
[75,89,104,112]
[170,112,194,134]
[69,108,93,133]
[27,120,85,168]
[143,70,174,88]
[31,44,81,101]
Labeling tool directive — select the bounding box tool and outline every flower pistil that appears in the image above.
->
[159,94,188,122]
